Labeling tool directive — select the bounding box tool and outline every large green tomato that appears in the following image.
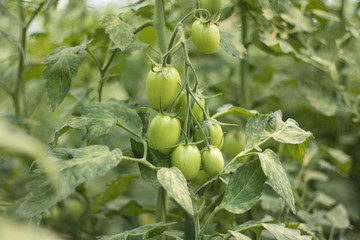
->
[201,146,224,177]
[146,67,182,110]
[148,113,181,154]
[191,20,220,54]
[223,130,246,156]
[200,0,221,15]
[171,144,201,180]
[195,122,224,150]
[174,92,205,123]
[193,169,211,185]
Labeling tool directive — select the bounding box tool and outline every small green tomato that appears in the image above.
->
[201,146,224,177]
[195,122,224,150]
[191,20,220,54]
[171,144,201,180]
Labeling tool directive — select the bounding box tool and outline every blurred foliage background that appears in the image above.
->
[0,0,359,239]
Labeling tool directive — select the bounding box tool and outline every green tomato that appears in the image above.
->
[146,67,182,110]
[148,113,181,154]
[200,0,221,15]
[191,20,220,54]
[193,169,211,185]
[171,144,201,180]
[201,146,224,177]
[174,92,205,123]
[223,130,246,156]
[195,122,224,150]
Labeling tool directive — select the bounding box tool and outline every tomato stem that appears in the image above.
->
[239,1,248,108]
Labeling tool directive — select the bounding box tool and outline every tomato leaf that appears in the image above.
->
[43,44,87,111]
[220,159,266,214]
[102,14,135,51]
[220,31,247,59]
[157,167,194,216]
[262,223,312,240]
[16,145,122,218]
[245,111,312,151]
[97,222,176,240]
[258,149,296,214]
[50,99,142,147]
[92,174,140,213]
[326,204,350,229]
[229,231,251,240]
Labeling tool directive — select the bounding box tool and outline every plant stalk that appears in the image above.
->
[239,1,248,108]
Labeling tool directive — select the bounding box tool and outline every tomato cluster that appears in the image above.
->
[145,10,225,181]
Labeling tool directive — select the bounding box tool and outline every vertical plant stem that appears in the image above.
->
[154,0,167,54]
[14,0,26,118]
[239,1,248,108]
[154,0,168,232]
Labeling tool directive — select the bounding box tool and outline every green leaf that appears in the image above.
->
[43,44,87,111]
[220,32,247,59]
[213,104,258,119]
[131,139,171,187]
[219,6,234,22]
[92,174,139,213]
[326,204,350,229]
[280,7,315,32]
[245,111,312,151]
[128,222,176,238]
[16,145,122,218]
[220,159,266,214]
[262,223,312,240]
[157,167,194,216]
[0,2,19,24]
[50,99,142,147]
[258,149,296,214]
[120,42,149,53]
[0,29,24,55]
[322,147,352,173]
[46,0,57,12]
[229,231,251,240]
[286,143,307,165]
[297,210,331,228]
[102,14,135,51]
[97,232,128,240]
[232,220,263,233]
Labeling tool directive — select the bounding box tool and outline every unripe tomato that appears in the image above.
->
[195,122,224,150]
[171,144,201,180]
[223,130,246,156]
[148,113,181,154]
[191,20,220,54]
[146,67,182,110]
[174,92,205,123]
[201,146,224,177]
[200,0,222,15]
[193,169,211,185]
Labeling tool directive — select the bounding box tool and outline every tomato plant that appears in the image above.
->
[148,113,181,154]
[171,144,201,180]
[145,66,182,111]
[0,0,359,240]
[191,19,220,54]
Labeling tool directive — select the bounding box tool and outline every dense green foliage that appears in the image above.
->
[0,0,359,239]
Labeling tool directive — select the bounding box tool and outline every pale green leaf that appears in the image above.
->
[323,147,352,173]
[298,210,331,228]
[326,204,350,229]
[229,231,251,240]
[43,44,87,111]
[220,32,247,59]
[233,220,262,233]
[97,232,128,240]
[16,145,122,218]
[92,174,140,213]
[50,99,142,147]
[258,149,296,214]
[157,167,194,216]
[220,159,266,214]
[102,14,135,51]
[46,0,57,12]
[213,104,258,119]
[280,7,315,32]
[262,223,312,240]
